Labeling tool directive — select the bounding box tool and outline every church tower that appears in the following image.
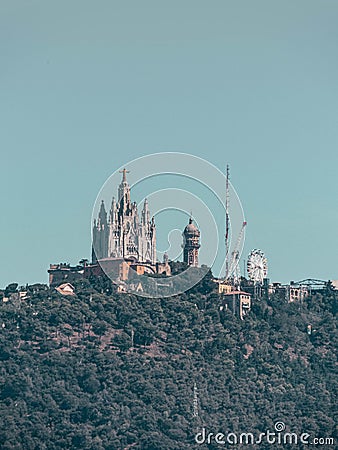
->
[183,217,200,267]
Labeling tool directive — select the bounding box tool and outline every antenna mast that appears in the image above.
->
[225,164,230,278]
[193,382,199,418]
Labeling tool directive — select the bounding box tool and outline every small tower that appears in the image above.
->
[183,217,200,267]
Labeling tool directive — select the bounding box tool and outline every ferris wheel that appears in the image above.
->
[247,249,268,284]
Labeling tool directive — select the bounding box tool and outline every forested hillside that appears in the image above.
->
[0,273,336,449]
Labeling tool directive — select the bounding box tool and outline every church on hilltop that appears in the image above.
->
[92,169,156,264]
[48,169,202,290]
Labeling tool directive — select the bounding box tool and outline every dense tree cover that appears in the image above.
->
[0,273,336,449]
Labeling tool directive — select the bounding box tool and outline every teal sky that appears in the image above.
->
[1,1,337,287]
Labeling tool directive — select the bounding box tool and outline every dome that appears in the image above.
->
[184,218,199,234]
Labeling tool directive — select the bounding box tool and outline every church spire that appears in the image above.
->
[110,196,117,224]
[118,168,131,214]
[98,200,107,226]
[142,198,150,224]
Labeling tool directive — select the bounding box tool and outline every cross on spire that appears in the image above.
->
[119,168,130,182]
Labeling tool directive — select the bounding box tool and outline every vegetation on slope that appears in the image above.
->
[0,273,336,449]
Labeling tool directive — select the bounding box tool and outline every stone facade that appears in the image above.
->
[182,218,200,267]
[221,290,251,320]
[92,169,156,264]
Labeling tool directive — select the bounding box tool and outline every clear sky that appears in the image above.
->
[1,0,337,287]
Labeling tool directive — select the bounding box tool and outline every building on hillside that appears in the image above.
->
[182,217,200,267]
[84,257,170,280]
[269,281,310,302]
[288,283,309,302]
[48,169,171,289]
[48,254,171,290]
[92,169,156,264]
[331,280,338,290]
[55,283,75,296]
[2,290,29,303]
[48,263,84,287]
[214,279,233,294]
[220,290,251,320]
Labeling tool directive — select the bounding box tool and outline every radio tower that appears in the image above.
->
[225,164,230,279]
[193,382,199,418]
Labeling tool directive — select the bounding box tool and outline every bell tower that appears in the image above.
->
[182,217,200,267]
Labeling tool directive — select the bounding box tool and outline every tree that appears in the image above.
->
[4,283,18,297]
[92,320,108,342]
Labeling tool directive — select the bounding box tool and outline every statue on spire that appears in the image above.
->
[119,168,130,183]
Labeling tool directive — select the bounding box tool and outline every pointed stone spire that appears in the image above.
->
[142,198,150,224]
[110,196,116,223]
[118,169,131,213]
[98,200,107,226]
